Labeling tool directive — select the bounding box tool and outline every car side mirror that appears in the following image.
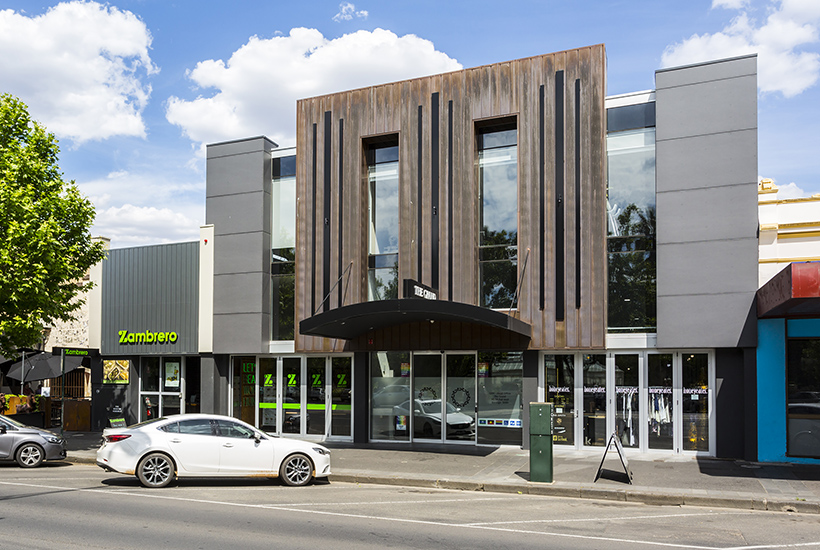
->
[0,425,6,435]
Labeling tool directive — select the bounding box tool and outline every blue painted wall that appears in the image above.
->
[757,318,820,463]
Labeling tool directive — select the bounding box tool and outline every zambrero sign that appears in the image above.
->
[118,330,179,344]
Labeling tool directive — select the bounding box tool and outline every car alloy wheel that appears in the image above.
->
[16,443,44,468]
[280,453,313,486]
[137,452,175,488]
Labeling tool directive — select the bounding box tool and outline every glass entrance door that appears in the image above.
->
[445,354,477,442]
[140,357,190,421]
[582,354,607,447]
[412,354,443,440]
[545,354,575,446]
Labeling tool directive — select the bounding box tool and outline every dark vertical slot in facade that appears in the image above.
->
[574,79,581,310]
[338,119,344,308]
[323,112,332,312]
[311,123,318,315]
[539,84,545,311]
[431,92,440,291]
[447,100,453,301]
[555,71,565,322]
[417,105,423,280]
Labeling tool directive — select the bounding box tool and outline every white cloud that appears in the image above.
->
[0,1,157,143]
[77,169,204,247]
[777,181,809,198]
[662,1,820,97]
[93,204,201,248]
[333,2,368,22]
[165,28,461,147]
[712,0,749,9]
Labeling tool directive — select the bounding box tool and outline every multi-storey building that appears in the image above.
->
[86,46,803,462]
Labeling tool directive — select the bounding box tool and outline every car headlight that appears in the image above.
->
[312,447,330,456]
[44,436,63,444]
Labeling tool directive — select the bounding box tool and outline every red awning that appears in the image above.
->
[757,262,820,318]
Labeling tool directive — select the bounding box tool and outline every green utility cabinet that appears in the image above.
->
[529,402,554,483]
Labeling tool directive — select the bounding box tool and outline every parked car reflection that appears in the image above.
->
[393,399,475,438]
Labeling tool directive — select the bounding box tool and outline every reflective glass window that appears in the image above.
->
[272,154,296,340]
[476,351,522,445]
[478,122,517,309]
[647,353,673,450]
[545,354,575,446]
[141,357,159,392]
[682,353,709,452]
[607,126,656,332]
[367,141,399,301]
[370,351,410,440]
[787,339,820,458]
[178,419,214,436]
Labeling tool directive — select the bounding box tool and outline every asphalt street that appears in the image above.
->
[2,462,820,550]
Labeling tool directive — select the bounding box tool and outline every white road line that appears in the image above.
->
[2,480,819,550]
[462,511,742,526]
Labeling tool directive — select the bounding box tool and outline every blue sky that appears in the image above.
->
[2,0,819,247]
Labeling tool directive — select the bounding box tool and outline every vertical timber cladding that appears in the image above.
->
[295,46,607,352]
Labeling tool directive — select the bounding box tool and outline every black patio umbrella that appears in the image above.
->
[6,352,83,384]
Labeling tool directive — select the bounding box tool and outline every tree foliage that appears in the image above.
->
[0,94,106,357]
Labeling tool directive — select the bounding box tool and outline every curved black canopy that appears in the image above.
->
[300,299,531,340]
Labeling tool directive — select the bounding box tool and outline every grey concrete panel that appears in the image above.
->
[206,136,276,159]
[656,75,757,142]
[657,239,758,297]
[207,192,269,236]
[656,185,759,243]
[657,292,756,348]
[213,272,266,315]
[206,152,270,199]
[655,130,758,193]
[656,55,756,90]
[213,232,269,276]
[213,313,266,354]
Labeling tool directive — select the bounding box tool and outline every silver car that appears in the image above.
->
[0,414,67,467]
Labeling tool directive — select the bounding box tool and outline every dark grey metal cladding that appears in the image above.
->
[101,242,199,354]
[206,136,276,354]
[655,55,758,348]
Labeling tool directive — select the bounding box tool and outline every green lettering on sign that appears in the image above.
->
[264,374,273,387]
[288,374,297,386]
[312,373,322,387]
[117,330,179,345]
[336,373,347,387]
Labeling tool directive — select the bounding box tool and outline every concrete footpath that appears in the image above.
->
[62,431,820,514]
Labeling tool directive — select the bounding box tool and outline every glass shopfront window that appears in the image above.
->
[370,351,410,440]
[478,122,518,309]
[787,339,820,458]
[545,354,575,446]
[582,354,607,447]
[477,351,522,445]
[232,356,256,426]
[647,353,673,450]
[615,354,640,448]
[682,353,709,452]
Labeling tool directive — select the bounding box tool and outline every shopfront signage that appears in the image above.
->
[403,279,438,300]
[118,330,179,344]
[52,346,99,358]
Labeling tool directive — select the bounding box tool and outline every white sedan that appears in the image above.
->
[96,414,331,488]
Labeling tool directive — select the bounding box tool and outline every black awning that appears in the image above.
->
[299,299,531,340]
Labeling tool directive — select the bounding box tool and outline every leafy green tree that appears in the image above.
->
[0,94,106,357]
